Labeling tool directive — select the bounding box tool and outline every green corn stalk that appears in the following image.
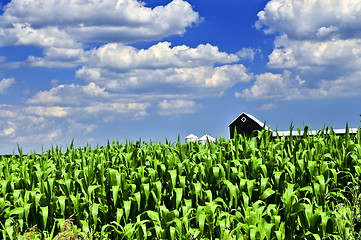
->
[1,125,361,239]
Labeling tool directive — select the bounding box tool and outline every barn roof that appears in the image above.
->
[198,134,215,144]
[272,128,359,137]
[185,134,198,142]
[228,112,271,130]
[228,112,358,137]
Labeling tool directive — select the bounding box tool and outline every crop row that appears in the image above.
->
[0,127,361,239]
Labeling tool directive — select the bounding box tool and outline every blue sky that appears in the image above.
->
[1,0,361,153]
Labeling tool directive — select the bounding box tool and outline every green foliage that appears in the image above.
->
[0,127,361,239]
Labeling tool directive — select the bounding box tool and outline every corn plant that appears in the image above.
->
[0,127,361,239]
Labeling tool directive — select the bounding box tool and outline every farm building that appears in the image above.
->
[198,134,215,144]
[185,134,198,143]
[185,134,215,144]
[229,112,358,139]
[228,112,270,138]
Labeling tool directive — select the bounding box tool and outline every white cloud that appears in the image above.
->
[256,0,361,40]
[306,71,361,98]
[83,101,150,120]
[87,42,239,70]
[26,41,248,98]
[28,41,240,69]
[250,0,361,100]
[14,129,63,147]
[0,0,200,47]
[237,48,261,62]
[0,122,16,137]
[50,79,59,87]
[239,70,302,99]
[27,83,111,105]
[265,36,361,95]
[268,35,361,70]
[0,77,15,94]
[0,0,256,152]
[0,88,151,151]
[26,81,152,120]
[0,104,64,145]
[239,69,361,100]
[316,26,338,38]
[0,23,81,48]
[241,72,285,99]
[77,41,246,87]
[258,103,278,110]
[76,64,252,95]
[67,119,97,135]
[27,47,86,68]
[157,99,200,115]
[204,64,252,87]
[0,79,153,150]
[267,45,297,69]
[24,106,70,117]
[0,104,17,118]
[0,0,250,105]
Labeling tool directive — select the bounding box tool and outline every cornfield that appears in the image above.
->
[1,126,361,239]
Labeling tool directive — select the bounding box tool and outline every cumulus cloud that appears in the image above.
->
[25,40,249,97]
[25,82,151,122]
[28,41,240,69]
[268,35,361,69]
[256,0,361,40]
[76,63,252,95]
[0,0,251,102]
[24,106,70,117]
[305,71,361,98]
[237,48,261,62]
[27,47,86,68]
[27,83,111,105]
[264,35,361,93]
[0,104,64,146]
[83,101,150,120]
[258,103,278,110]
[0,78,154,151]
[157,99,201,115]
[87,42,239,70]
[0,83,152,151]
[239,69,361,100]
[0,0,256,152]
[55,41,251,96]
[0,77,15,94]
[0,0,200,47]
[0,122,16,137]
[0,23,80,48]
[244,0,361,100]
[67,119,97,135]
[238,70,304,100]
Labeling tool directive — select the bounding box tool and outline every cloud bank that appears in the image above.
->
[0,0,253,150]
[241,0,361,100]
[0,77,15,94]
[0,0,200,46]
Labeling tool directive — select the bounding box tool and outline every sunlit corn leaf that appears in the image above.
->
[40,206,49,229]
[1,128,361,239]
[259,188,275,201]
[123,200,131,223]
